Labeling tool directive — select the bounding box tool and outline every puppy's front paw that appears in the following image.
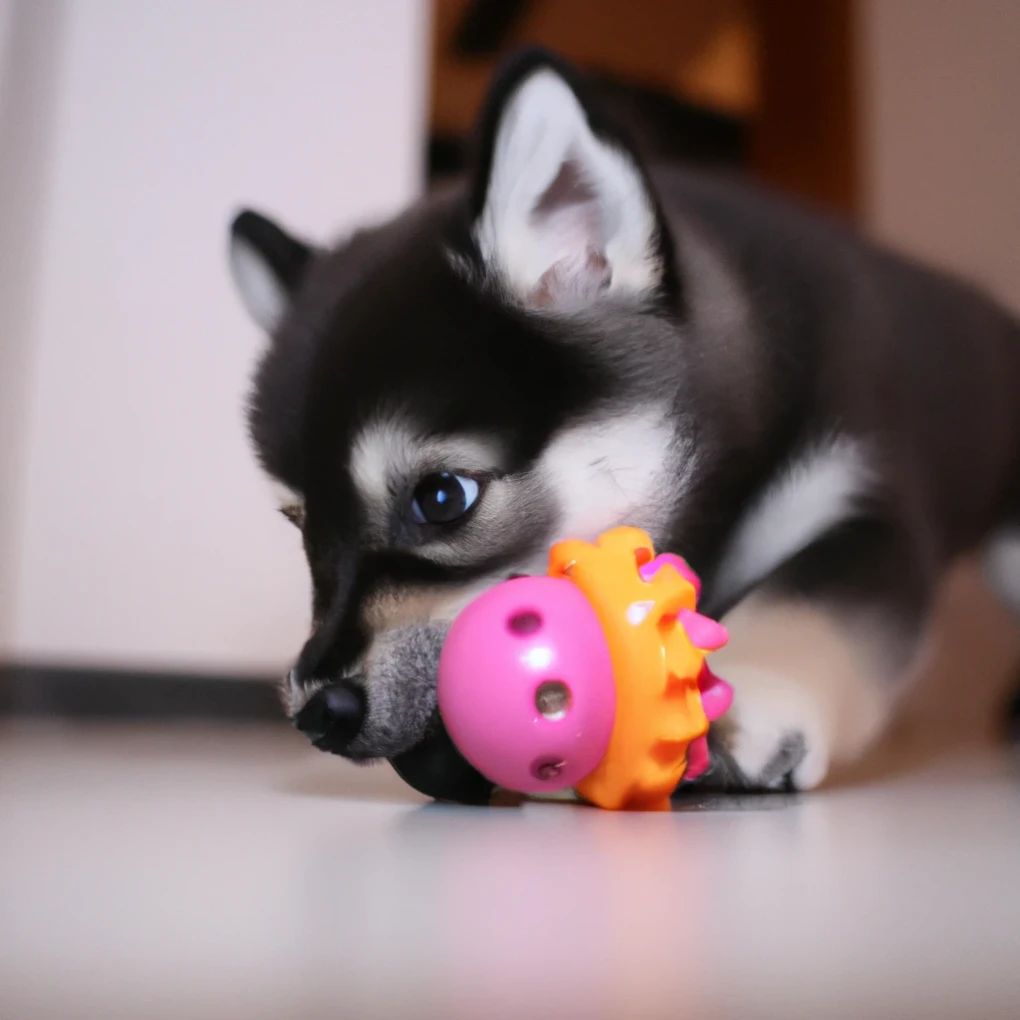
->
[709,667,832,791]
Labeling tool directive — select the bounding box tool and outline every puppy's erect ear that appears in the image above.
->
[469,51,673,311]
[228,209,313,333]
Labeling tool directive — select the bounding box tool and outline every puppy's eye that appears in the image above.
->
[411,473,480,525]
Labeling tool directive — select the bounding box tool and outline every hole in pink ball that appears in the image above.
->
[508,610,542,635]
[535,680,571,719]
[531,757,566,781]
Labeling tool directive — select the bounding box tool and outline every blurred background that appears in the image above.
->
[0,0,1017,732]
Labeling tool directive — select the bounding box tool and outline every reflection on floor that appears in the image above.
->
[2,718,1018,1020]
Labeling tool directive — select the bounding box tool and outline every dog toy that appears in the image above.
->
[437,526,732,810]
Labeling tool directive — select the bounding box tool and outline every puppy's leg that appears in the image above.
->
[709,519,935,790]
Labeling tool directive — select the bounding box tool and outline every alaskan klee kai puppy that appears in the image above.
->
[228,51,1020,802]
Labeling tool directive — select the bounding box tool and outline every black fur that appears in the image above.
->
[231,209,313,294]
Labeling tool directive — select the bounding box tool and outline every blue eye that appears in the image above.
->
[411,473,480,525]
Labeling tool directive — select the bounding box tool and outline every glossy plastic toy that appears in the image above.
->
[437,526,732,811]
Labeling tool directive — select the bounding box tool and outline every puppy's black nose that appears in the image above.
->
[293,681,366,754]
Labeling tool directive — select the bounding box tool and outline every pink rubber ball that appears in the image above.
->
[437,576,616,795]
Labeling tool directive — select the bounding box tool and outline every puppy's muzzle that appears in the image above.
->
[293,679,494,805]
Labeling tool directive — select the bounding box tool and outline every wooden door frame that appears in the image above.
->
[748,0,859,219]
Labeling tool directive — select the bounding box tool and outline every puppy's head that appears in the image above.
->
[227,52,695,799]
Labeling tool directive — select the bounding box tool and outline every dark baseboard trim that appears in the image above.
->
[4,663,1018,738]
[0,663,285,722]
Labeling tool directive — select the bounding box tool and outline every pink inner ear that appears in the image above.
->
[528,247,611,309]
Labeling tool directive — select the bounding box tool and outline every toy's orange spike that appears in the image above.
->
[548,527,718,811]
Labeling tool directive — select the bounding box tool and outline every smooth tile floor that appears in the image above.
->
[2,719,1019,1020]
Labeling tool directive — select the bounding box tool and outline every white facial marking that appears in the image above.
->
[475,69,660,308]
[351,421,413,504]
[539,408,684,543]
[713,436,875,607]
[351,419,500,506]
[229,236,287,333]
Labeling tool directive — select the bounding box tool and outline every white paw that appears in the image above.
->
[717,666,832,790]
[706,593,899,791]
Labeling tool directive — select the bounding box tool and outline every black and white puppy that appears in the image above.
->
[228,51,1020,801]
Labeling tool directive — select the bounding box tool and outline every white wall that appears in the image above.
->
[0,0,68,657]
[2,0,429,674]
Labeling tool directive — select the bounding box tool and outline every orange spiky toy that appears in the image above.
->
[437,526,732,810]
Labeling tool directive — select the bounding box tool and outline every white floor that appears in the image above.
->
[1,719,1019,1020]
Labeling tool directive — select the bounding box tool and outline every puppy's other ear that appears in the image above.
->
[469,50,675,311]
[228,209,314,333]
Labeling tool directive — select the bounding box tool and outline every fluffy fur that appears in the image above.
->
[228,50,1020,800]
